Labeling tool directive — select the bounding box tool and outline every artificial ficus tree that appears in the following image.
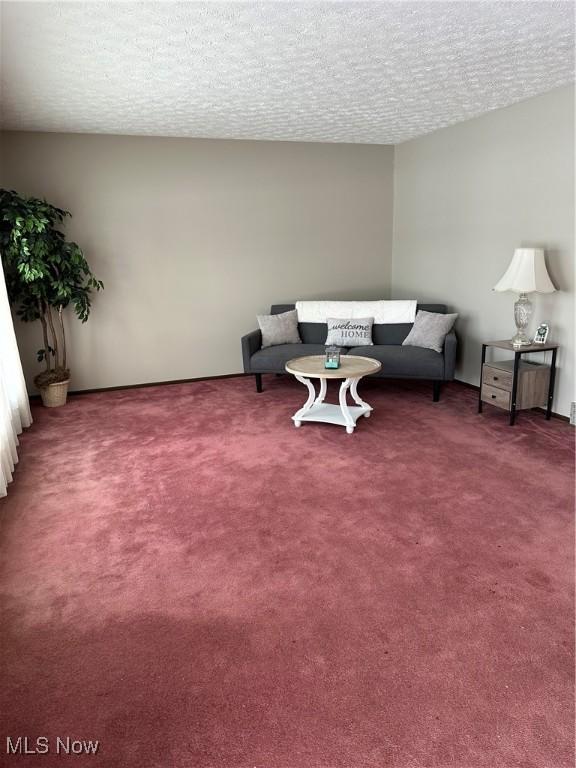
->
[0,189,103,388]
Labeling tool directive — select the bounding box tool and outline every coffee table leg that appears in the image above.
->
[350,377,371,417]
[339,378,356,434]
[293,375,316,426]
[315,377,327,405]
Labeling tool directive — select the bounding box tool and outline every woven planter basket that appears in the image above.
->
[39,379,70,408]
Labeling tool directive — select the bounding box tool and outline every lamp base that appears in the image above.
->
[511,293,533,347]
[511,330,532,348]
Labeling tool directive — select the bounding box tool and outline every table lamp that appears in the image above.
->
[493,248,556,347]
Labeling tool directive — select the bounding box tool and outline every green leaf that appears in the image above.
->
[1,188,103,364]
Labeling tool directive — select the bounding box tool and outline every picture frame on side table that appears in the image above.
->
[533,322,550,344]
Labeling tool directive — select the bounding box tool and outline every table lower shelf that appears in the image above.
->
[292,402,370,428]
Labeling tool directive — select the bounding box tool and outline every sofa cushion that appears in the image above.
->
[347,345,444,378]
[402,310,458,353]
[250,344,341,373]
[298,322,328,344]
[372,322,412,346]
[257,309,301,348]
[325,317,374,347]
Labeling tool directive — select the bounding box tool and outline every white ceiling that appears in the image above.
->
[1,1,574,145]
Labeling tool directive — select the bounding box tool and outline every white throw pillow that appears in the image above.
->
[325,318,374,347]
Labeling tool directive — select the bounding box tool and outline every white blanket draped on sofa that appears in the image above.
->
[0,256,32,497]
[295,299,417,324]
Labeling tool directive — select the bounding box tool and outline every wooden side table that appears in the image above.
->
[478,340,558,426]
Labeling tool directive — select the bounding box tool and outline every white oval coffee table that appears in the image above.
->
[285,355,382,434]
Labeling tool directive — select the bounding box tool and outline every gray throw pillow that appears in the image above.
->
[257,309,302,348]
[402,310,458,353]
[325,317,374,347]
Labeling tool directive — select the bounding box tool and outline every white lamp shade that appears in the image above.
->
[493,248,556,294]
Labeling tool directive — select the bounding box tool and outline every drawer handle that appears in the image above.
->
[493,376,498,381]
[491,394,496,399]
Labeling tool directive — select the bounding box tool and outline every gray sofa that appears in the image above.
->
[241,303,457,401]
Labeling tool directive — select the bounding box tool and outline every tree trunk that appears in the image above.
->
[46,305,60,369]
[58,306,67,370]
[38,301,51,371]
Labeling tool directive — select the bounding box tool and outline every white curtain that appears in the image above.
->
[0,254,32,497]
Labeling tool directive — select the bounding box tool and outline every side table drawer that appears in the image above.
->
[482,365,513,390]
[481,383,511,410]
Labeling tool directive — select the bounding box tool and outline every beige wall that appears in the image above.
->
[4,86,574,414]
[2,133,394,391]
[392,85,575,416]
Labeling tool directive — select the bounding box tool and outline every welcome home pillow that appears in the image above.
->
[325,318,374,347]
[402,310,458,353]
[257,309,302,348]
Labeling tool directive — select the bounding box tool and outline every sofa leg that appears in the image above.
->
[433,381,441,402]
[255,373,263,393]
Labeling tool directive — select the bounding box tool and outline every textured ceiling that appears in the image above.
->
[1,1,574,144]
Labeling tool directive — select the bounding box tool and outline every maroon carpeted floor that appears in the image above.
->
[0,376,574,768]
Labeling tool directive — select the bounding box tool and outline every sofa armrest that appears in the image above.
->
[443,330,458,380]
[241,329,262,372]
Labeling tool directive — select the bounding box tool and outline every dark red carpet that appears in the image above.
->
[1,377,573,767]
